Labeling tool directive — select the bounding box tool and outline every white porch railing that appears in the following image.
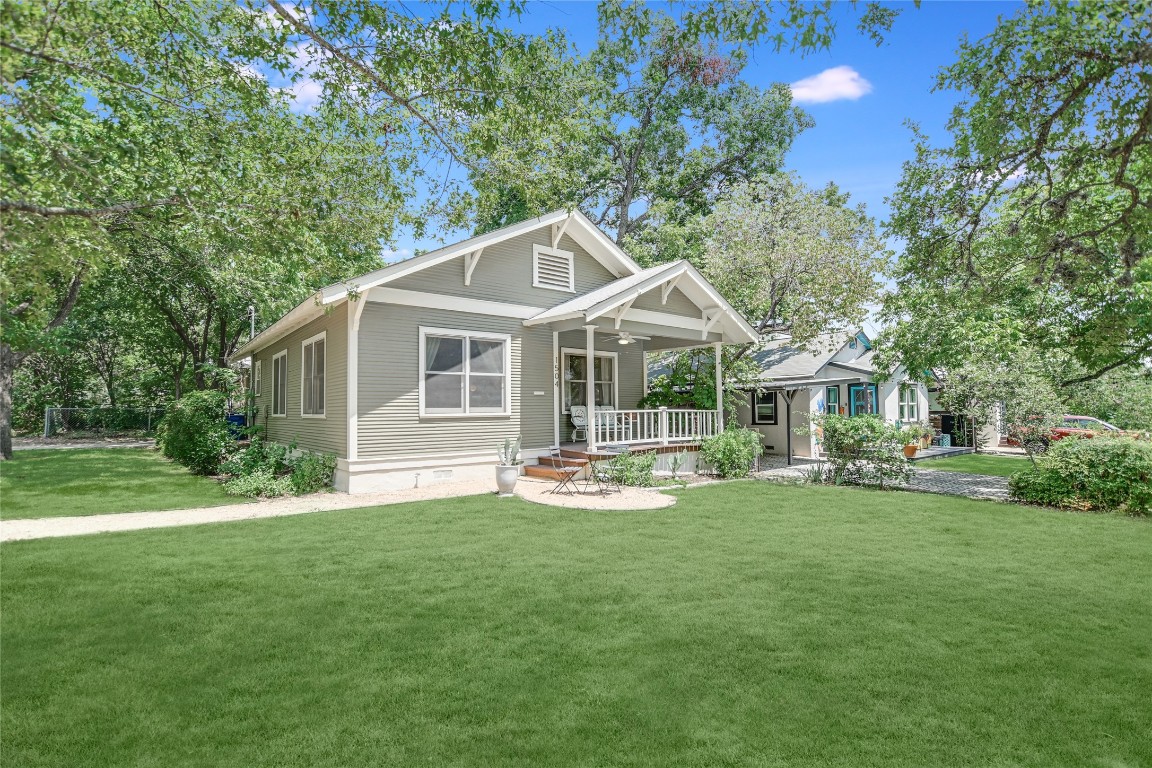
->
[590,407,719,447]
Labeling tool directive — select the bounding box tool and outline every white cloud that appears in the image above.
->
[382,247,412,262]
[790,66,873,104]
[286,78,323,111]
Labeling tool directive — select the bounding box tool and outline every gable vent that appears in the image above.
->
[533,245,575,292]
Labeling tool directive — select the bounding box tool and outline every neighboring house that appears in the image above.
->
[231,210,756,492]
[732,331,931,460]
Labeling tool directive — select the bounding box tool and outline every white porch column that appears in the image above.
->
[585,324,597,451]
[713,341,724,433]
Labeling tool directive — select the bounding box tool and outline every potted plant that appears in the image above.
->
[916,421,935,451]
[900,425,920,458]
[495,436,523,497]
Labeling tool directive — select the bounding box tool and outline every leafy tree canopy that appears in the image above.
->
[883,0,1152,384]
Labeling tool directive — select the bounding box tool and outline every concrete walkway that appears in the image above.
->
[1,477,676,542]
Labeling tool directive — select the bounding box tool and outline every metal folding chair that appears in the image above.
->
[543,446,582,495]
[587,446,625,494]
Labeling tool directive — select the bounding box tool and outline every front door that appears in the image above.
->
[848,383,878,416]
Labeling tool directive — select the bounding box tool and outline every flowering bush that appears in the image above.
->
[700,427,762,478]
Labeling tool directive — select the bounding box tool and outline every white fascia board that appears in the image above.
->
[582,263,689,321]
[230,291,326,361]
[371,287,544,319]
[566,211,644,278]
[676,261,759,343]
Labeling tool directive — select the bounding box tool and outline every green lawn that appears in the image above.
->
[0,448,234,519]
[3,483,1149,767]
[917,452,1032,477]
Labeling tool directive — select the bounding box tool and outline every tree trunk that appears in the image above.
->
[0,343,28,460]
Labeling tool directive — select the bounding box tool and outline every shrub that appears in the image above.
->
[223,468,294,498]
[157,390,234,475]
[289,451,337,495]
[610,450,658,487]
[1009,436,1152,515]
[808,414,912,488]
[700,427,762,478]
[219,438,336,498]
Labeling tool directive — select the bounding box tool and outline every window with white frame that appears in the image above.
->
[532,244,575,292]
[301,332,326,417]
[272,350,287,417]
[752,390,777,425]
[562,350,617,412]
[899,383,919,421]
[252,360,262,396]
[420,328,510,416]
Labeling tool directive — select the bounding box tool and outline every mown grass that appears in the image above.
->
[3,482,1149,767]
[0,448,233,519]
[918,452,1032,477]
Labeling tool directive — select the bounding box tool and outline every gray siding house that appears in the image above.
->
[232,210,756,493]
[732,331,931,460]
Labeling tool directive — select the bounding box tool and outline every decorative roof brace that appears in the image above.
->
[463,248,484,286]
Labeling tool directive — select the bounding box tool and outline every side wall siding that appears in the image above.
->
[250,303,348,458]
[357,304,554,458]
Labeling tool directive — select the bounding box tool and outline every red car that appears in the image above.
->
[1008,414,1140,452]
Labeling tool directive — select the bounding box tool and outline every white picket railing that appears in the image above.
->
[590,407,718,447]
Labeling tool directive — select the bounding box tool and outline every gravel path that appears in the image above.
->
[12,437,157,450]
[756,459,1011,501]
[1,476,676,542]
[906,468,1011,501]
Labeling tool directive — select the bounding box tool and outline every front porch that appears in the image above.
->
[521,259,759,454]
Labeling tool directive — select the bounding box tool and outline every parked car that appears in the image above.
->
[1007,414,1142,452]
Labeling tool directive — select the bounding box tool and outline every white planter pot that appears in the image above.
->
[495,464,520,497]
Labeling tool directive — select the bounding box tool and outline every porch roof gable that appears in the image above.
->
[523,260,758,344]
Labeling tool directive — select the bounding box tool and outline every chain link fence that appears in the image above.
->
[43,407,165,438]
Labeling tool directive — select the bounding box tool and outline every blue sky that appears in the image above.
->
[386,0,1021,258]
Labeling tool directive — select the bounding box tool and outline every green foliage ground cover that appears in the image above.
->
[0,448,232,519]
[3,483,1150,767]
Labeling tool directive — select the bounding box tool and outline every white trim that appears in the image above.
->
[701,308,723,340]
[347,304,360,461]
[271,349,287,417]
[252,360,262,396]
[532,244,575,292]
[300,331,327,418]
[620,308,706,332]
[551,217,573,248]
[418,326,512,418]
[552,331,560,447]
[371,287,544,319]
[661,274,681,304]
[463,248,483,286]
[560,345,620,414]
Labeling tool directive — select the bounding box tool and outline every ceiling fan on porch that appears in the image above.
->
[605,331,651,345]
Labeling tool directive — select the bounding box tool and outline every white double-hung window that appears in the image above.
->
[898,383,919,422]
[420,327,510,416]
[301,332,326,417]
[271,350,287,417]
